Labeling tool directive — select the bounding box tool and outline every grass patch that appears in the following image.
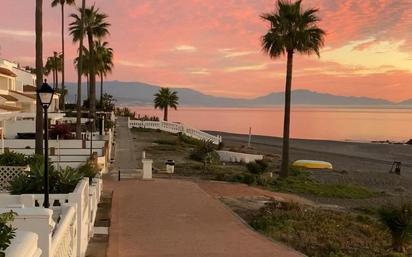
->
[250,201,411,257]
[271,169,376,199]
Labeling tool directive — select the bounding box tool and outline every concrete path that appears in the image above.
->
[106,179,303,257]
[106,117,303,257]
[111,117,141,178]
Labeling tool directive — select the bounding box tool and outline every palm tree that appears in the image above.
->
[154,88,179,121]
[261,0,325,178]
[74,45,90,100]
[75,0,86,139]
[51,0,75,111]
[95,40,113,109]
[44,52,62,90]
[69,5,110,130]
[35,0,44,155]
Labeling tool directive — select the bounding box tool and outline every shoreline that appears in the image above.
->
[206,130,411,145]
[207,130,412,174]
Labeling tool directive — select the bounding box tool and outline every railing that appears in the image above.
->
[51,205,77,257]
[5,231,42,257]
[0,175,103,257]
[128,118,222,144]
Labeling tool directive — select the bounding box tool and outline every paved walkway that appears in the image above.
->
[106,117,304,257]
[111,117,141,178]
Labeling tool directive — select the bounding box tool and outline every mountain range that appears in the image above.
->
[65,81,412,107]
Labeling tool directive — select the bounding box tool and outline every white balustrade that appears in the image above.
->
[51,205,77,257]
[128,118,222,144]
[0,176,103,257]
[5,231,42,257]
[216,150,264,164]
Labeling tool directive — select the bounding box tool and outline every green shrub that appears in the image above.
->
[379,203,412,253]
[246,160,269,174]
[78,163,99,179]
[189,140,219,167]
[0,153,44,167]
[178,133,202,146]
[0,211,16,256]
[9,162,84,195]
[0,152,27,166]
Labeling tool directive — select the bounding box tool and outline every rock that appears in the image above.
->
[406,139,412,145]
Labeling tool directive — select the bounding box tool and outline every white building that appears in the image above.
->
[0,59,61,139]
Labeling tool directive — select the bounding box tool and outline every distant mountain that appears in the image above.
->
[399,99,412,106]
[65,81,404,107]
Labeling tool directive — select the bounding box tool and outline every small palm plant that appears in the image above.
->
[190,140,218,171]
[379,202,412,253]
[154,88,179,121]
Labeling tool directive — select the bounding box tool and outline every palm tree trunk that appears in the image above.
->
[35,0,43,155]
[86,75,89,101]
[100,72,103,110]
[60,3,65,111]
[55,67,59,91]
[280,50,294,178]
[53,69,56,89]
[164,106,168,121]
[76,0,86,139]
[87,31,96,130]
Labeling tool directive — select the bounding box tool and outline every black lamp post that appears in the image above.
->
[37,80,55,208]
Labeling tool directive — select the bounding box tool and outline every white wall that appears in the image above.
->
[5,120,34,138]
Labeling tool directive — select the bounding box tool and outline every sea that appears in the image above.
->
[128,106,412,142]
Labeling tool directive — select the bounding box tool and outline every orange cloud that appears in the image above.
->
[0,0,411,101]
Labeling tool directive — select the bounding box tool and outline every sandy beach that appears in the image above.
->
[208,131,412,208]
[211,131,412,174]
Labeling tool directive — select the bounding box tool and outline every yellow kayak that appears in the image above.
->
[292,160,333,170]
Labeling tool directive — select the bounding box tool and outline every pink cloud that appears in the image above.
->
[0,0,411,101]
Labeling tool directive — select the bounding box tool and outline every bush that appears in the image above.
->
[78,163,99,180]
[8,162,84,195]
[50,123,73,139]
[0,211,16,256]
[135,114,159,121]
[379,203,412,253]
[246,160,269,174]
[0,153,45,167]
[0,152,27,166]
[178,133,202,146]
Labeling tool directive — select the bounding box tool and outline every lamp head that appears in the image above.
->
[37,80,55,109]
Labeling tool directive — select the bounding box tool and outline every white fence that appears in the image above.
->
[128,118,222,144]
[216,150,263,164]
[0,177,102,257]
[5,231,42,257]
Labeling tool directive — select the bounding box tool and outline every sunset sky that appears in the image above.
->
[1,0,412,101]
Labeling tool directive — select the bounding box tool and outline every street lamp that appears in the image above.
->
[37,80,55,208]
